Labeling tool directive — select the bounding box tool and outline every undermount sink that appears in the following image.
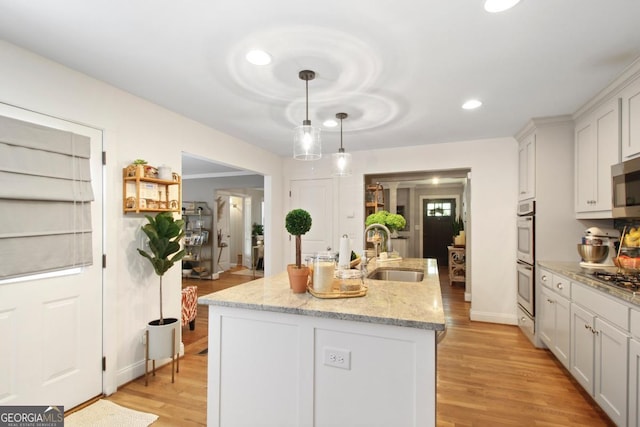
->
[367,268,424,282]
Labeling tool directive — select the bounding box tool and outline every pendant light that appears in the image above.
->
[332,112,352,177]
[293,70,321,160]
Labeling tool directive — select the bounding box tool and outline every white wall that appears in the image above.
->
[283,137,519,325]
[0,40,284,393]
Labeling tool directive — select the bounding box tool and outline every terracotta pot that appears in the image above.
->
[287,265,309,293]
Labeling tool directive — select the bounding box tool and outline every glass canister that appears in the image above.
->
[311,251,336,293]
[335,268,364,292]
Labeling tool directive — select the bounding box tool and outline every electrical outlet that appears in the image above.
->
[323,347,351,370]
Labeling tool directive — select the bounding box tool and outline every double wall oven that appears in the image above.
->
[517,200,535,341]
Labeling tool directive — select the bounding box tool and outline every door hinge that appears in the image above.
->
[102,254,107,268]
[102,356,106,371]
[289,190,291,197]
[102,151,106,165]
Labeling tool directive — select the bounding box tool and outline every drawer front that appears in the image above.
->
[517,305,535,338]
[539,269,571,299]
[552,275,571,299]
[572,282,629,331]
[539,269,552,290]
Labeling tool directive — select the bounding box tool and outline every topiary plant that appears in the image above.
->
[137,212,185,325]
[285,209,312,268]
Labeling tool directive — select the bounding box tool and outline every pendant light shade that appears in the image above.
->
[332,112,352,177]
[293,70,321,160]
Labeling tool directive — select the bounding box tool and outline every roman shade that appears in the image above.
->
[0,115,94,280]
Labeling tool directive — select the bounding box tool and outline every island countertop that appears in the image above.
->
[198,257,445,331]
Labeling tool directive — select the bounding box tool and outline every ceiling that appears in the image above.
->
[2,1,640,174]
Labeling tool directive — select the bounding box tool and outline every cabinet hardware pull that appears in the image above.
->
[584,324,590,329]
[541,275,547,282]
[556,283,563,289]
[547,299,554,303]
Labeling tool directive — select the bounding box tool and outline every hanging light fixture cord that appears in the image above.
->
[336,112,348,153]
[299,70,315,126]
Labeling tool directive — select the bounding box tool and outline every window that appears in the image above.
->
[426,202,452,217]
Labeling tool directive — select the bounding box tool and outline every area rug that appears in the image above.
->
[231,268,263,277]
[65,400,158,426]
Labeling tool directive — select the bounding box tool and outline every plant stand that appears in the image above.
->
[144,319,180,386]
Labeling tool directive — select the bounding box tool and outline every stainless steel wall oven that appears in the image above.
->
[517,200,535,320]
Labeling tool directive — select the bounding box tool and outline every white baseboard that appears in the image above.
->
[464,292,471,302]
[470,309,518,325]
[116,343,185,388]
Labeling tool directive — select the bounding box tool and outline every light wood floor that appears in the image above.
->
[105,267,614,426]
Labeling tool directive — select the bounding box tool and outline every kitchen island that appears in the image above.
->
[199,258,445,427]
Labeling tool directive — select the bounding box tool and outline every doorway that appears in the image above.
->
[422,198,456,266]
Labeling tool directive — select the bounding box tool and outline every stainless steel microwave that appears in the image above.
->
[612,157,640,218]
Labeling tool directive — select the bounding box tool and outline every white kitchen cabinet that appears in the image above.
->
[570,282,630,427]
[518,132,535,200]
[621,77,640,160]
[630,338,640,427]
[629,309,640,427]
[570,302,595,394]
[539,286,571,369]
[574,98,621,217]
[594,317,629,426]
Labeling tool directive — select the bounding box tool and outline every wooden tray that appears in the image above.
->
[307,282,367,299]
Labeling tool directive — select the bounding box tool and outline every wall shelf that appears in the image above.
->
[123,165,181,214]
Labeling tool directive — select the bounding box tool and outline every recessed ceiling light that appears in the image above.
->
[484,0,521,13]
[323,119,338,128]
[245,49,272,65]
[462,99,482,110]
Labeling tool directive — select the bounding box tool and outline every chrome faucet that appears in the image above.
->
[362,223,392,270]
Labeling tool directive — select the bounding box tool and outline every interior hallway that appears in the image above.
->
[104,267,613,426]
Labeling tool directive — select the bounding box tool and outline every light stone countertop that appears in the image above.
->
[198,258,446,331]
[538,261,640,307]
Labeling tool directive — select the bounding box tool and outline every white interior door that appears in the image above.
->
[215,192,231,271]
[290,179,333,260]
[0,104,103,409]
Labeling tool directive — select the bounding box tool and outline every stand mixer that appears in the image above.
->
[578,227,620,269]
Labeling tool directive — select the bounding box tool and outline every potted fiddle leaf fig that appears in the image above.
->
[285,208,312,293]
[138,212,185,360]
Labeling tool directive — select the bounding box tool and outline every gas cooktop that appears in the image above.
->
[589,270,640,294]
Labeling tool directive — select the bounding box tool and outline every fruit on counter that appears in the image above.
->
[624,227,640,247]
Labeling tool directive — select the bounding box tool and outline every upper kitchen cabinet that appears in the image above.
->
[516,118,581,262]
[574,98,621,218]
[518,133,535,201]
[621,77,640,160]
